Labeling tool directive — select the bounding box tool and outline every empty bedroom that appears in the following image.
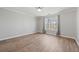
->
[0,7,79,52]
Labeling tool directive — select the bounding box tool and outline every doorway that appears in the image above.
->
[44,15,59,35]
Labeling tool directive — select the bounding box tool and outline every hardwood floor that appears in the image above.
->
[0,33,79,52]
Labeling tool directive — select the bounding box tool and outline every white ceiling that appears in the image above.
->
[3,7,69,16]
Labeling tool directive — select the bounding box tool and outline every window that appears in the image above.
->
[45,17,57,31]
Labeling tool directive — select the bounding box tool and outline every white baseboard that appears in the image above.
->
[0,32,36,41]
[75,38,79,46]
[60,35,75,40]
[60,35,79,46]
[1,33,79,46]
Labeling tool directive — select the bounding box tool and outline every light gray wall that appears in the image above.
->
[76,8,79,45]
[36,16,44,33]
[0,8,36,40]
[36,8,77,39]
[59,8,77,38]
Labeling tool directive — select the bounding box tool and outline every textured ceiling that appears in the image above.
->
[3,7,69,16]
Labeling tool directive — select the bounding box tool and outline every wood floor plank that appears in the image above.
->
[0,34,79,52]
